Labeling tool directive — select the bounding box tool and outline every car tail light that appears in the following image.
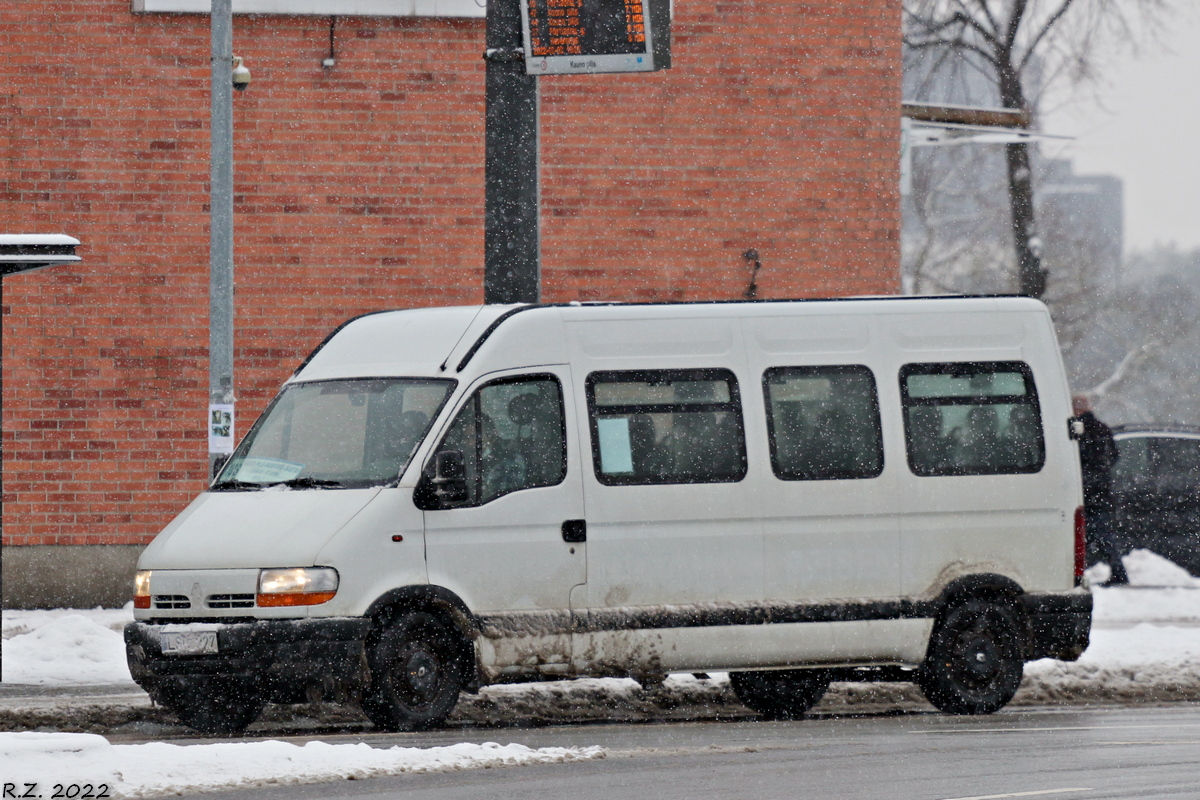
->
[1074,506,1087,585]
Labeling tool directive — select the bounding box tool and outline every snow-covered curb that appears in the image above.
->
[0,733,604,798]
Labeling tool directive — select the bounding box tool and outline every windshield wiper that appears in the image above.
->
[273,477,346,489]
[209,479,265,492]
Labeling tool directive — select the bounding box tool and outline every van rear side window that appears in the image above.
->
[763,365,883,481]
[587,369,747,485]
[901,362,1044,476]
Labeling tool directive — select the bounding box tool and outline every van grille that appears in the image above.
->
[207,593,255,609]
[153,595,191,610]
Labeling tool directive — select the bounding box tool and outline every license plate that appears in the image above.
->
[160,630,219,656]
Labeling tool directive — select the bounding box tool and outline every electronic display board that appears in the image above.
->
[520,0,670,75]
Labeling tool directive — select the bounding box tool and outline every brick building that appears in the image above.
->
[2,0,901,608]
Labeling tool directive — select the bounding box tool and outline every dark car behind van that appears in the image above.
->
[1109,426,1200,576]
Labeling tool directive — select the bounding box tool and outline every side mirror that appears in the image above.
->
[1068,417,1085,440]
[431,450,468,503]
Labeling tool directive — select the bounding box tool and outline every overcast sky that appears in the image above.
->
[1041,6,1200,254]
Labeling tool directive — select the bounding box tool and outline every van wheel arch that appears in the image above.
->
[365,585,481,692]
[934,573,1025,611]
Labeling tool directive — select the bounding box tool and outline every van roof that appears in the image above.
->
[292,295,1050,382]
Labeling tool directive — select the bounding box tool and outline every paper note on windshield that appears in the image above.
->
[237,457,305,483]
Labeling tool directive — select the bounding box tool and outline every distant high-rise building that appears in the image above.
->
[1038,159,1125,287]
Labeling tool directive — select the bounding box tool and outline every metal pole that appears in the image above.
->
[209,0,235,478]
[483,0,540,304]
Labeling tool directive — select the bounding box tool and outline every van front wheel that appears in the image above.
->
[917,599,1024,715]
[363,611,464,731]
[729,669,831,719]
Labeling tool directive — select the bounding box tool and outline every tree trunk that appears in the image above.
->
[1004,141,1046,297]
[998,61,1046,298]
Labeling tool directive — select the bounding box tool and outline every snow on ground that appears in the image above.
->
[2,610,133,685]
[1022,621,1200,705]
[0,732,604,799]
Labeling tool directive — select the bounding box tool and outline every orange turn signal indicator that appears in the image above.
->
[256,591,337,607]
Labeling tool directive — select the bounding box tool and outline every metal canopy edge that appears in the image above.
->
[0,234,82,277]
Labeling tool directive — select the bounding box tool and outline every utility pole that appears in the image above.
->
[209,0,235,478]
[483,0,540,305]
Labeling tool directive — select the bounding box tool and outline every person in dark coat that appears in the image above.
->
[1073,395,1129,585]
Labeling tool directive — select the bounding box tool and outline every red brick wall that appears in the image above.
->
[2,0,900,548]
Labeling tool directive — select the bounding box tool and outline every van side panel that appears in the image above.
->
[565,313,766,672]
[745,313,904,603]
[889,310,1080,598]
[573,619,933,674]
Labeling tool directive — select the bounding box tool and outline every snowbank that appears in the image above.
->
[1123,548,1200,587]
[2,613,133,685]
[0,732,603,798]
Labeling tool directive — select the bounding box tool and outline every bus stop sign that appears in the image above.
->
[520,0,671,75]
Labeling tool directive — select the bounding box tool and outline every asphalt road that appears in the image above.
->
[169,704,1200,800]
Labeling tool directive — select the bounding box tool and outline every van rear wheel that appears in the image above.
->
[363,611,464,731]
[917,599,1024,715]
[729,669,831,719]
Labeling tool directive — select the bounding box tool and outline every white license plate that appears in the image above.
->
[161,630,219,656]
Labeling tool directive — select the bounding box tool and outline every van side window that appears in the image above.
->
[430,375,567,506]
[901,362,1045,476]
[587,369,747,485]
[763,366,883,480]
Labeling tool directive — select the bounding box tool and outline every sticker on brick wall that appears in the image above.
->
[208,404,235,454]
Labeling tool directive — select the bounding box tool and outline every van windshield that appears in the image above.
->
[212,378,455,490]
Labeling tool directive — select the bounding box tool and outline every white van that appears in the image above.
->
[125,297,1091,733]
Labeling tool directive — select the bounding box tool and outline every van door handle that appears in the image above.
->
[562,519,587,543]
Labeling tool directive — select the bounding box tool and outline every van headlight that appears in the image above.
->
[256,567,339,607]
[134,570,152,609]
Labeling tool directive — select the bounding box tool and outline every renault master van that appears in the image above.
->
[125,298,1092,733]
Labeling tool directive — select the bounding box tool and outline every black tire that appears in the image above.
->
[917,599,1024,715]
[159,677,265,735]
[362,610,465,731]
[729,668,831,720]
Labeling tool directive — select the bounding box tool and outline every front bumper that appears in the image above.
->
[125,617,372,703]
[1020,592,1092,661]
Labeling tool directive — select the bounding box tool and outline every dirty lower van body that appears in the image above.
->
[126,299,1092,733]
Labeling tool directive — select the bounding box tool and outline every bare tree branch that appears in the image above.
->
[968,0,1000,33]
[1086,343,1160,401]
[1002,0,1031,53]
[1018,0,1082,73]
